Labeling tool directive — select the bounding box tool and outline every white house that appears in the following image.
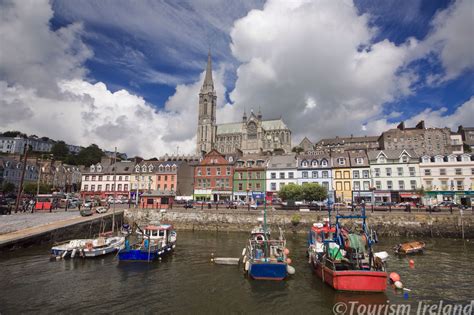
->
[296,153,333,195]
[367,150,422,203]
[419,153,474,205]
[266,154,298,197]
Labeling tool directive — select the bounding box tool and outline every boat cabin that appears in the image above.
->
[143,225,174,241]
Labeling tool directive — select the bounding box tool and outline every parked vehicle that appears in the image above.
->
[80,208,93,216]
[184,201,194,209]
[226,202,238,209]
[95,206,108,214]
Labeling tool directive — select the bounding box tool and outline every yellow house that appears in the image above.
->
[332,153,352,204]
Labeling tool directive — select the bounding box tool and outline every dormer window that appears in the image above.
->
[90,165,95,172]
[97,165,102,172]
[422,157,430,163]
[448,156,457,162]
[172,165,176,171]
[135,165,140,173]
[301,160,309,167]
[337,158,345,165]
[435,156,443,163]
[141,165,147,172]
[356,158,363,165]
[462,155,470,162]
[228,156,233,163]
[400,155,409,163]
[159,165,164,172]
[311,160,318,167]
[377,156,386,163]
[165,165,170,172]
[148,165,154,172]
[321,159,328,167]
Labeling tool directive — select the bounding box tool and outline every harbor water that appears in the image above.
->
[0,231,472,314]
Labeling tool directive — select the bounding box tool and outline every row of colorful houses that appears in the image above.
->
[79,149,474,206]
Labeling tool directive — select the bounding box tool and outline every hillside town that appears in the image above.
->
[1,54,473,211]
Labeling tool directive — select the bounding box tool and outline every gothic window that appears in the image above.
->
[247,122,257,140]
[203,100,207,115]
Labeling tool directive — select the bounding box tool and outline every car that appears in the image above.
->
[95,206,108,214]
[437,201,459,207]
[226,202,238,209]
[80,208,93,216]
[184,202,194,209]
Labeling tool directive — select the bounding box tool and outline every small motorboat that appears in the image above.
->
[121,223,132,236]
[118,225,177,262]
[394,241,426,255]
[241,218,295,281]
[51,236,125,259]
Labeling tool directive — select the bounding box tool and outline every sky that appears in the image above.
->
[0,0,473,158]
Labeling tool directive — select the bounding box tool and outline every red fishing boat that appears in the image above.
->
[307,206,388,292]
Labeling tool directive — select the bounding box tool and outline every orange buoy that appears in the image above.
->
[283,248,290,255]
[409,259,415,268]
[389,272,401,283]
[286,258,292,264]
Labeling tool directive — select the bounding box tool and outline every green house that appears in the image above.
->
[233,156,267,203]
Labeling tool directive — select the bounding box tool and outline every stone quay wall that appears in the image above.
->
[125,209,473,239]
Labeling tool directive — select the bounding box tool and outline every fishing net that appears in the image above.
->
[347,234,366,253]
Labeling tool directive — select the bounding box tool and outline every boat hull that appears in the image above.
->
[313,262,387,292]
[249,261,288,280]
[118,244,174,262]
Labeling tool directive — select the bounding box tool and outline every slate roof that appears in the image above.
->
[267,154,297,169]
[367,149,417,161]
[216,119,289,135]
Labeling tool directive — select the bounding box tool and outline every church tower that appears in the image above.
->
[196,51,217,154]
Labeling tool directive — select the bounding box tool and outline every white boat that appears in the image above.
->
[51,236,125,259]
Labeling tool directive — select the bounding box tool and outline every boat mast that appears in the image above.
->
[112,147,117,233]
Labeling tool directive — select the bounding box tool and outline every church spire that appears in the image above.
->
[201,49,214,93]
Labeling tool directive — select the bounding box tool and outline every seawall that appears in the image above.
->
[125,209,474,239]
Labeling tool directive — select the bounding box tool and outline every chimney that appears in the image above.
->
[397,121,405,130]
[416,120,425,129]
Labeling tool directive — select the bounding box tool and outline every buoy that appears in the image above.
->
[409,259,415,268]
[389,272,401,283]
[284,248,290,255]
[286,258,292,264]
[394,281,403,289]
[287,265,296,275]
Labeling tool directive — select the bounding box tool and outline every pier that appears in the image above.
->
[0,210,124,251]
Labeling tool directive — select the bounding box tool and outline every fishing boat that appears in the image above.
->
[118,224,177,262]
[394,241,426,255]
[241,200,295,281]
[307,204,388,292]
[51,236,125,259]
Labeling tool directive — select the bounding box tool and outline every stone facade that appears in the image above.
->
[314,135,379,152]
[196,52,291,155]
[378,121,455,156]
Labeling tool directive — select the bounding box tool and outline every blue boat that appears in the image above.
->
[118,225,177,262]
[241,213,295,280]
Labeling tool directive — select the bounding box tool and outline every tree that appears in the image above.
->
[23,182,52,195]
[76,144,104,166]
[463,143,472,153]
[291,146,304,154]
[1,182,15,194]
[278,183,303,201]
[51,141,69,160]
[1,131,27,138]
[301,183,328,201]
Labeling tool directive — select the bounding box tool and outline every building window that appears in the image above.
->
[197,168,202,176]
[401,155,409,163]
[206,168,211,176]
[106,184,110,191]
[353,170,360,179]
[256,172,261,179]
[353,181,360,190]
[312,171,318,178]
[472,168,474,175]
[397,167,403,176]
[424,169,431,176]
[323,182,329,190]
[335,171,341,179]
[424,181,432,190]
[84,185,89,191]
[226,167,231,176]
[302,171,308,179]
[456,180,463,190]
[455,168,462,175]
[279,183,285,189]
[374,168,380,177]
[398,180,405,190]
[356,158,363,165]
[375,181,382,189]
[118,184,122,191]
[216,168,221,176]
[288,172,294,179]
[441,180,448,190]
[362,170,369,178]
[271,183,276,191]
[124,184,128,191]
[271,172,276,179]
[322,171,328,178]
[410,180,416,190]
[386,168,392,176]
[363,181,370,190]
[387,181,393,190]
[301,160,308,167]
[280,172,285,179]
[409,167,415,176]
[256,183,261,190]
[337,158,345,165]
[440,168,446,176]
[97,185,102,191]
[321,160,328,167]
[343,171,350,179]
[336,182,342,191]
[344,182,350,190]
[91,185,95,191]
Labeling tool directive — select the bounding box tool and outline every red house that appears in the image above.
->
[193,149,236,202]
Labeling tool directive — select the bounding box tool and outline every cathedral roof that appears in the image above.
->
[200,50,215,94]
[216,119,289,135]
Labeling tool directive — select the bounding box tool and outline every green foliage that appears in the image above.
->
[1,182,16,194]
[278,183,303,201]
[301,183,328,201]
[291,146,304,154]
[463,143,472,153]
[291,214,301,226]
[23,182,52,195]
[1,131,27,138]
[76,144,104,166]
[51,141,69,160]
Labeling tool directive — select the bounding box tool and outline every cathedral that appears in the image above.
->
[196,52,292,155]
